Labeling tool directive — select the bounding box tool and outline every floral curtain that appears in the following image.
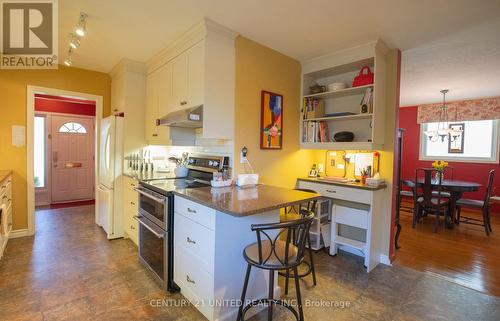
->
[417,97,500,124]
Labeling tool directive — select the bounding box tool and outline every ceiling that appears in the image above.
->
[58,1,500,103]
[400,16,500,106]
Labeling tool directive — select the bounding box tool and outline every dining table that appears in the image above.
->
[402,178,482,228]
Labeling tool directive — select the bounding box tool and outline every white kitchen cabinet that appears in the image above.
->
[122,176,138,245]
[174,195,276,321]
[0,173,12,259]
[145,67,171,145]
[146,19,237,142]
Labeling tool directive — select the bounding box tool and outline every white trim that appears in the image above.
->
[379,254,392,266]
[419,120,500,164]
[9,229,30,239]
[27,86,103,237]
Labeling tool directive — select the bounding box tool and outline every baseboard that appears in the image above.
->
[379,254,392,266]
[9,229,31,239]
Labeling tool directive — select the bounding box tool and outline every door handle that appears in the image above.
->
[326,190,337,193]
[186,275,196,284]
[187,207,197,214]
[186,237,196,244]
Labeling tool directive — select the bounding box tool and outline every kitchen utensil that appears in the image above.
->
[333,131,355,142]
[352,66,374,87]
[309,84,326,94]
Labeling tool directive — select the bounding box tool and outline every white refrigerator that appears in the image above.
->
[97,115,124,239]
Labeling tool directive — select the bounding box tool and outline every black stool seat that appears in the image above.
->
[244,240,298,269]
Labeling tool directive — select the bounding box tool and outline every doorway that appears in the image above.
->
[27,86,103,236]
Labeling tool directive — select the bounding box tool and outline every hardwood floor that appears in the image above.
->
[1,205,499,320]
[394,202,500,297]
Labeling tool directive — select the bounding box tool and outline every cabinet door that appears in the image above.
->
[172,53,188,111]
[145,72,159,142]
[187,41,204,108]
[157,63,173,144]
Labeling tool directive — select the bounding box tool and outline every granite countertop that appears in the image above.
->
[298,177,387,191]
[173,184,322,217]
[0,170,12,183]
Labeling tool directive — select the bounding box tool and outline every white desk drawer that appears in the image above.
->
[175,196,215,230]
[334,205,368,229]
[123,176,139,190]
[297,180,371,204]
[175,213,215,275]
[175,249,214,319]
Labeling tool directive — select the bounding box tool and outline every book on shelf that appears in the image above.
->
[360,87,373,114]
[302,121,329,143]
[303,98,325,119]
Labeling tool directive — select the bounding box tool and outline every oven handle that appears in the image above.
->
[134,216,165,238]
[134,187,167,203]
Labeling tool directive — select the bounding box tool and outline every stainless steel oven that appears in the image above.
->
[134,185,176,291]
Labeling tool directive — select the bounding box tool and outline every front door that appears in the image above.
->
[51,115,95,203]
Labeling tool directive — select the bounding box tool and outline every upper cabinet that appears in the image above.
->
[300,40,389,150]
[145,19,237,144]
[110,59,147,154]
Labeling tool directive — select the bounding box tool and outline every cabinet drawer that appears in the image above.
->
[123,176,139,190]
[297,181,371,204]
[174,196,215,230]
[175,213,214,275]
[334,205,369,229]
[175,250,214,319]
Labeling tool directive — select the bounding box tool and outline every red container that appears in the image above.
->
[352,66,374,87]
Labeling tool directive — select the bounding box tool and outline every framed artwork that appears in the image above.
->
[448,123,465,154]
[260,90,283,149]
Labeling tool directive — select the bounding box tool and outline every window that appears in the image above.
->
[59,122,87,133]
[420,120,499,163]
[34,116,46,188]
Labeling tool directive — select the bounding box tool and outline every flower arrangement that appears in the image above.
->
[432,160,448,172]
[168,152,189,167]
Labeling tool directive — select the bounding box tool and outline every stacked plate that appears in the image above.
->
[328,82,347,91]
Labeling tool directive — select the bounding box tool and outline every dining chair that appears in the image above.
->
[414,168,450,233]
[431,166,453,198]
[456,170,495,236]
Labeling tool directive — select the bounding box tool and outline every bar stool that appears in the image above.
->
[236,212,314,321]
[281,188,318,295]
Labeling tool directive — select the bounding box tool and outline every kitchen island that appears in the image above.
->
[171,185,320,321]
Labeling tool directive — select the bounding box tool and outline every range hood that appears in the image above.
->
[158,105,203,128]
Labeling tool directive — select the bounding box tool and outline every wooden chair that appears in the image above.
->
[456,170,495,236]
[414,168,450,233]
[431,166,453,198]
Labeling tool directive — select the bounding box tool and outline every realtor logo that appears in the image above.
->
[1,0,58,68]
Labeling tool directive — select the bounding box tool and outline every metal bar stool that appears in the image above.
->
[236,212,314,321]
[281,188,318,295]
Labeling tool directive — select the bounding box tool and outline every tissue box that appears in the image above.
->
[366,178,385,186]
[236,174,259,187]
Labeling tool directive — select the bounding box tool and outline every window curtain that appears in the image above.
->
[417,97,500,124]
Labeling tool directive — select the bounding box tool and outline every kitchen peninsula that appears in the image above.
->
[171,185,320,321]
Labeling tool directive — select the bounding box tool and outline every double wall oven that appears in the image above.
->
[134,155,229,292]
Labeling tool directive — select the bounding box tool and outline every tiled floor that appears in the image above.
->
[1,205,499,321]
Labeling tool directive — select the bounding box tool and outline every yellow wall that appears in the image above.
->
[234,37,321,188]
[0,65,111,230]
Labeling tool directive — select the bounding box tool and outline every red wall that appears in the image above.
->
[399,106,499,213]
[35,94,96,116]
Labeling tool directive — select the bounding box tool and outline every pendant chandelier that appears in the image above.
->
[424,89,463,142]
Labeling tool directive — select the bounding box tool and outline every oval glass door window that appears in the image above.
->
[58,122,87,134]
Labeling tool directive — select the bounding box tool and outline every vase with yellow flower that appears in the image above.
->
[432,160,448,182]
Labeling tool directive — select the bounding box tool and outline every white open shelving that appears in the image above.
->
[300,40,389,151]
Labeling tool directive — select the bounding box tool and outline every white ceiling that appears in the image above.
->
[400,16,500,106]
[58,0,500,104]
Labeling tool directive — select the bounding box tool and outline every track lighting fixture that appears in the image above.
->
[64,48,73,66]
[69,33,80,49]
[75,12,88,37]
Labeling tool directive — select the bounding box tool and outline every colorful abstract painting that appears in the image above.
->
[260,91,283,149]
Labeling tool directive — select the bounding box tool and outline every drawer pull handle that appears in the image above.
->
[187,207,197,214]
[180,101,187,106]
[186,237,196,244]
[326,190,337,193]
[130,183,136,187]
[186,275,196,284]
[130,201,136,205]
[130,225,135,230]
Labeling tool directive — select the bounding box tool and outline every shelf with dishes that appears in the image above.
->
[303,113,373,122]
[304,84,373,100]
